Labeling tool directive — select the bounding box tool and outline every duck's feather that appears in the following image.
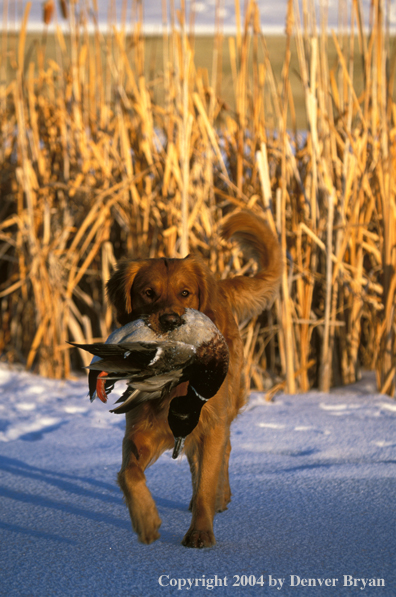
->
[84,341,196,372]
[72,340,159,367]
[110,387,141,413]
[71,309,229,415]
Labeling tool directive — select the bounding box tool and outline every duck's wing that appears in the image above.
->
[70,340,159,369]
[108,367,187,413]
[87,340,196,408]
[109,380,176,414]
[74,340,196,372]
[125,368,187,391]
[110,389,157,414]
[110,387,142,413]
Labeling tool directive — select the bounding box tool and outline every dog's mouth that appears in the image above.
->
[158,312,183,332]
[136,311,184,334]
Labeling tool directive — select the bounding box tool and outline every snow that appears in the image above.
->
[6,0,396,33]
[0,363,395,596]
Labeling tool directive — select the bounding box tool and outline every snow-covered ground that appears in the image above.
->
[0,363,395,596]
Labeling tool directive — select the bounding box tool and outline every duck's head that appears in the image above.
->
[168,385,207,458]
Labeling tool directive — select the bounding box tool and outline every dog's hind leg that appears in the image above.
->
[215,433,232,512]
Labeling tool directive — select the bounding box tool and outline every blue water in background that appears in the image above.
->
[1,0,394,33]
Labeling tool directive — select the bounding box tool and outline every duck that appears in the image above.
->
[70,309,229,458]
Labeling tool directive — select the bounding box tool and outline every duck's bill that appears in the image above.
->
[172,437,185,459]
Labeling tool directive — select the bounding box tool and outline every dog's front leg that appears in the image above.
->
[183,423,228,548]
[118,429,164,544]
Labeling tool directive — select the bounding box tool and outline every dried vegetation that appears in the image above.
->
[0,0,395,397]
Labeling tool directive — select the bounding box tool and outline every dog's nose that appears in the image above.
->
[159,312,183,331]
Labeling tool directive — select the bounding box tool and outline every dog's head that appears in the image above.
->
[106,255,217,332]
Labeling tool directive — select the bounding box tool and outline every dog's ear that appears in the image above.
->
[106,260,143,324]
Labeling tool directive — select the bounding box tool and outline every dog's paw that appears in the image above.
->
[137,523,161,544]
[216,503,229,513]
[181,529,216,548]
[132,506,162,544]
[216,490,232,513]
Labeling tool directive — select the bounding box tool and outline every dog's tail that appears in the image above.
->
[219,210,282,321]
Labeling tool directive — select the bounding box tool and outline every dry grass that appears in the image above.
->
[0,0,395,397]
[4,32,378,129]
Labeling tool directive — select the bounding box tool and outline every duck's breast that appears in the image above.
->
[167,309,219,345]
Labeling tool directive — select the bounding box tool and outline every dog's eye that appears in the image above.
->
[181,290,190,297]
[145,289,154,298]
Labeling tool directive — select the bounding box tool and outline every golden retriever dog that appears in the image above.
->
[106,210,282,548]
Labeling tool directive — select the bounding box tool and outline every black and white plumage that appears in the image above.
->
[70,309,229,458]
